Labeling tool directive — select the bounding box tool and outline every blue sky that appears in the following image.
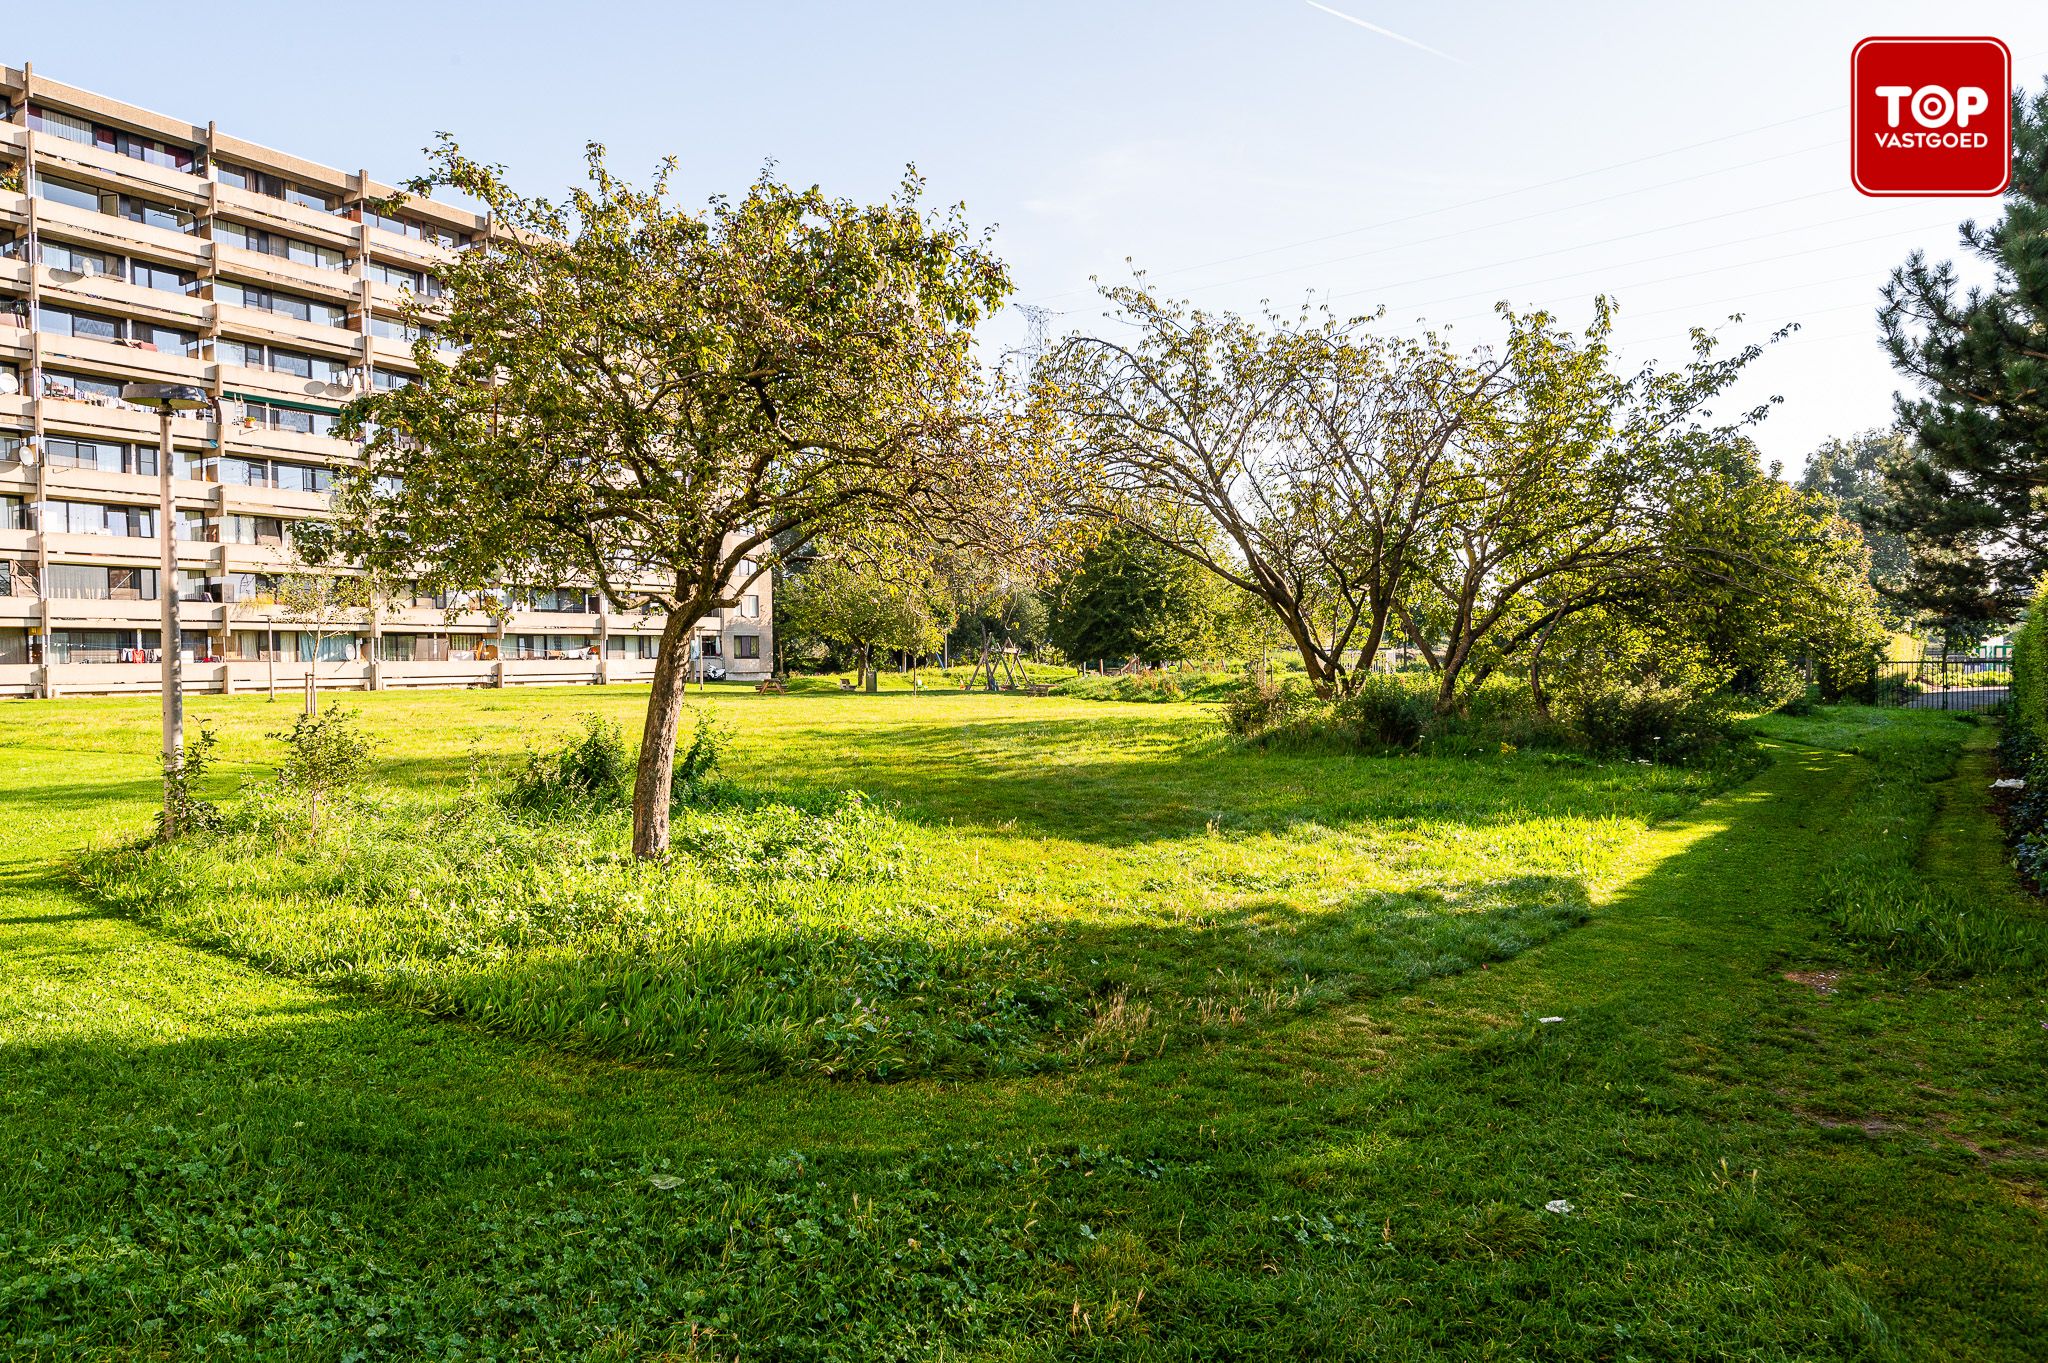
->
[15,1,2048,470]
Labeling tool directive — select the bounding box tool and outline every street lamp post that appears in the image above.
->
[122,383,212,836]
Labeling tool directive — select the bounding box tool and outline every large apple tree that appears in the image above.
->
[312,142,1011,857]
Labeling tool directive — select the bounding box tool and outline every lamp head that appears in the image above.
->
[120,382,211,412]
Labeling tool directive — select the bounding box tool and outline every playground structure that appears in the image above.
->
[961,630,1056,696]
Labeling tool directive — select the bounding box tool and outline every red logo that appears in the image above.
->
[1853,37,2011,196]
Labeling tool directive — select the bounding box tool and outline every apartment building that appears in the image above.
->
[0,64,771,699]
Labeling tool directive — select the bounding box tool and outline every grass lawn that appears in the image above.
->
[2,687,2045,1359]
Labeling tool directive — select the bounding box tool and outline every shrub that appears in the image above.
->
[1569,681,1735,764]
[157,722,225,840]
[509,715,635,813]
[1331,673,1431,749]
[1222,667,1312,739]
[272,704,375,838]
[508,709,732,816]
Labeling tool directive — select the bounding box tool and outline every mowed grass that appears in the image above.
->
[0,690,2044,1360]
[68,687,1728,1078]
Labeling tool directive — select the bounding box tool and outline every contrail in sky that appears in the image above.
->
[1303,1,1466,65]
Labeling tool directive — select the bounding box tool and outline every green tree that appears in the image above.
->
[1875,80,2048,636]
[1396,302,1780,711]
[1033,285,1479,695]
[1046,527,1231,665]
[1797,430,1910,600]
[779,558,946,691]
[314,144,1010,857]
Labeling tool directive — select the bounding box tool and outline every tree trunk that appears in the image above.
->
[631,609,701,860]
[1528,612,1563,721]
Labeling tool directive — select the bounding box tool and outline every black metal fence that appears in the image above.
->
[1868,659,2012,712]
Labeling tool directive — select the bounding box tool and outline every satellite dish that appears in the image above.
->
[0,372,18,396]
[49,268,86,284]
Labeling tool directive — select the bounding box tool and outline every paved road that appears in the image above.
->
[1905,685,2010,710]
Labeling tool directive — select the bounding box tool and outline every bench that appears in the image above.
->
[755,678,786,694]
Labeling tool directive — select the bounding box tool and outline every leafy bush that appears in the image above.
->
[271,704,375,837]
[1331,673,1432,749]
[1569,681,1736,764]
[1221,667,1312,738]
[156,722,225,840]
[508,709,732,815]
[509,714,635,813]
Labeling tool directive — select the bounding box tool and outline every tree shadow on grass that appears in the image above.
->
[351,713,1696,851]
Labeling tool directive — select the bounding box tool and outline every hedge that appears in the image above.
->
[2012,574,2048,748]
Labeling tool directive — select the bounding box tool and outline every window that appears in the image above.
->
[48,628,162,663]
[38,305,120,342]
[38,242,120,276]
[528,587,597,613]
[0,495,27,530]
[219,344,352,386]
[43,566,158,601]
[131,260,197,294]
[273,461,334,494]
[43,436,157,476]
[175,509,213,541]
[33,175,103,213]
[734,635,761,660]
[366,261,439,296]
[47,501,154,537]
[741,594,760,619]
[40,372,132,408]
[215,222,348,270]
[216,164,282,198]
[176,570,217,603]
[37,308,195,355]
[364,209,465,247]
[697,635,722,658]
[134,321,200,355]
[117,197,196,233]
[221,514,287,546]
[221,573,277,603]
[216,281,349,327]
[31,107,196,171]
[27,106,96,146]
[370,369,411,391]
[218,166,340,212]
[369,315,433,344]
[237,399,339,437]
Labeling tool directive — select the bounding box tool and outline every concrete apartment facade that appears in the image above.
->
[0,64,771,699]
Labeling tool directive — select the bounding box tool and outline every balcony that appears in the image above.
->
[214,184,358,250]
[0,188,28,232]
[218,361,359,407]
[39,266,210,328]
[215,243,358,302]
[40,331,209,385]
[215,301,361,355]
[42,532,166,567]
[45,597,163,626]
[0,316,28,367]
[42,464,159,500]
[219,421,357,462]
[31,136,208,208]
[33,197,206,268]
[0,254,26,290]
[0,124,25,158]
[364,224,454,270]
[217,483,334,517]
[37,395,170,444]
